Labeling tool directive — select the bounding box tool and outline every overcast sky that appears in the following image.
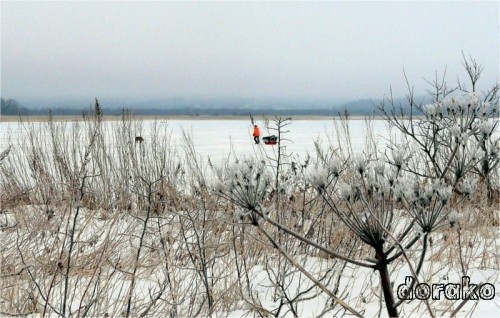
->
[1,1,499,103]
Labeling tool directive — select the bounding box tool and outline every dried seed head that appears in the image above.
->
[306,164,328,191]
[354,156,368,175]
[448,210,460,228]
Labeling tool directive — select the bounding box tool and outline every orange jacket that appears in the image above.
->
[253,126,261,137]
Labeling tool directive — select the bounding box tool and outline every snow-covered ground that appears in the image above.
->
[1,118,498,317]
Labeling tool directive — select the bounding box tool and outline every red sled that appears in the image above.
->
[263,135,278,145]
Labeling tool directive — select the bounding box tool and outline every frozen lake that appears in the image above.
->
[0,118,393,161]
[156,119,393,160]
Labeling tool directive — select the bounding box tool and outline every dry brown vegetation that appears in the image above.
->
[0,108,497,318]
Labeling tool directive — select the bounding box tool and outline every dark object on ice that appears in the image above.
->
[262,135,278,145]
[135,136,144,143]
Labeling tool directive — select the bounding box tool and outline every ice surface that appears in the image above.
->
[0,119,392,162]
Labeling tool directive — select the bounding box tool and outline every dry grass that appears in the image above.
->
[0,110,498,317]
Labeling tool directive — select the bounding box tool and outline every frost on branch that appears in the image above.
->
[216,157,272,224]
[353,155,369,175]
[479,120,493,137]
[383,81,499,197]
[402,179,454,231]
[390,147,408,171]
[448,209,460,228]
[305,164,329,192]
[305,157,343,192]
[460,177,477,196]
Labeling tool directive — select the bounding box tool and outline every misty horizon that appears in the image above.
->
[1,1,499,104]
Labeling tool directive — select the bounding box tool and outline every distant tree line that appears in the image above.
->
[1,97,425,117]
[1,98,32,115]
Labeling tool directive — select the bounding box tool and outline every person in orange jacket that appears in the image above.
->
[252,124,261,144]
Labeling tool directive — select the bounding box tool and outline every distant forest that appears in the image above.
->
[1,97,424,117]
